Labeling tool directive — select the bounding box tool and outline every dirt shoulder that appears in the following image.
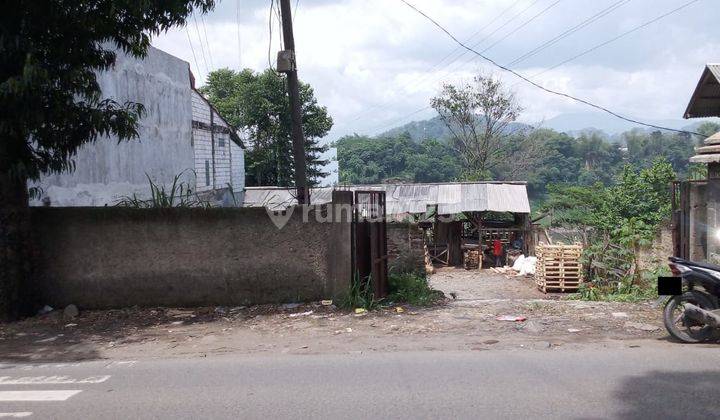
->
[0,269,695,362]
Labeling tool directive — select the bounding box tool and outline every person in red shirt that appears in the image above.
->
[492,239,503,267]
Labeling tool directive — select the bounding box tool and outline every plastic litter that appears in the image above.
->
[289,310,313,317]
[496,315,527,322]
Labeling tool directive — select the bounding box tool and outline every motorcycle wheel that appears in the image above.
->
[663,291,716,343]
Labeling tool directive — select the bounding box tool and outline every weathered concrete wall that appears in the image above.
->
[31,47,196,206]
[387,223,425,274]
[29,205,352,309]
[637,225,673,272]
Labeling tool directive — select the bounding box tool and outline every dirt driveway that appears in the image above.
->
[0,269,679,362]
[430,267,548,300]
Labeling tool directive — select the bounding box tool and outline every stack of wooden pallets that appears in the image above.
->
[535,244,584,293]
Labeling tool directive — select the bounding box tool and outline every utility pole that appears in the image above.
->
[278,0,309,204]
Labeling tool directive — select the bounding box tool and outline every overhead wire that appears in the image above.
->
[347,0,529,123]
[480,0,564,54]
[397,0,703,136]
[507,0,632,67]
[192,13,210,74]
[185,26,202,80]
[236,0,242,68]
[200,15,215,69]
[268,0,275,70]
[360,0,553,133]
[526,0,701,80]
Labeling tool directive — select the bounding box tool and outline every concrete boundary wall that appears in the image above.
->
[29,199,352,309]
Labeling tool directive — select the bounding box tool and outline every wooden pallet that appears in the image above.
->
[535,244,584,293]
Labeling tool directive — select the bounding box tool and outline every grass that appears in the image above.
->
[388,273,444,307]
[115,170,210,208]
[341,272,444,310]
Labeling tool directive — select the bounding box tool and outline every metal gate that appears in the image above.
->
[353,190,389,298]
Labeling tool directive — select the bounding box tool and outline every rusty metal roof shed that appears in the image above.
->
[685,64,720,119]
[244,182,530,215]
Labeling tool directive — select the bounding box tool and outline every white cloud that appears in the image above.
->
[152,0,719,183]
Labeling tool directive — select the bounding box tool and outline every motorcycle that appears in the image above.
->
[662,257,720,343]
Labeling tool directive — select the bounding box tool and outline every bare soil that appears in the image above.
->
[0,268,690,362]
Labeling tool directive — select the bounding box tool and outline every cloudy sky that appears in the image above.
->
[153,0,718,180]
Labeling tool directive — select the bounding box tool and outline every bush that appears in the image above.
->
[388,273,444,306]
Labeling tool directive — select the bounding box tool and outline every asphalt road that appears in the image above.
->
[0,346,717,419]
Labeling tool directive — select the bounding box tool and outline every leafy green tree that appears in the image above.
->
[623,129,694,176]
[201,68,333,187]
[335,133,460,184]
[0,0,215,320]
[541,158,675,296]
[431,74,522,180]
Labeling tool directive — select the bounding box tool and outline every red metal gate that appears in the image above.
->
[353,190,389,298]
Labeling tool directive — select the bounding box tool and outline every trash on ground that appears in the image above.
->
[321,300,333,306]
[354,308,367,315]
[612,312,629,318]
[567,328,582,333]
[37,305,53,316]
[496,315,527,322]
[288,310,313,318]
[395,307,404,313]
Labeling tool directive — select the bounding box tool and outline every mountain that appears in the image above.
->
[541,112,719,136]
[376,112,720,142]
[378,115,531,143]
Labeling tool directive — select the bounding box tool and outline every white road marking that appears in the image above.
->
[0,390,81,402]
[0,413,33,418]
[0,375,110,385]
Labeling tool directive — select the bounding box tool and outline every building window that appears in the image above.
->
[205,160,210,187]
[217,137,225,148]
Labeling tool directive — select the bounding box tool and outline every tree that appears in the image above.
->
[334,133,460,184]
[201,68,333,187]
[431,74,523,180]
[0,0,215,320]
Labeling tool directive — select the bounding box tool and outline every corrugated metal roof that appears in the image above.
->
[244,182,530,215]
[685,64,720,119]
[709,64,720,81]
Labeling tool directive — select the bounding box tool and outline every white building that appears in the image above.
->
[31,46,245,207]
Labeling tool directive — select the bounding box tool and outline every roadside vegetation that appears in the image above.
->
[116,171,211,208]
[543,159,676,301]
[342,250,444,310]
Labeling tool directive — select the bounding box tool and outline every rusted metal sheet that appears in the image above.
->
[245,182,531,215]
[353,190,389,298]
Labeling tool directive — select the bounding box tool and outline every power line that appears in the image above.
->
[348,0,528,123]
[397,0,703,136]
[192,13,210,74]
[480,0,564,54]
[508,0,632,67]
[185,26,202,80]
[528,0,700,79]
[268,0,275,70]
[236,0,242,68]
[360,0,553,131]
[200,15,215,69]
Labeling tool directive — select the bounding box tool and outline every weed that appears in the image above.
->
[340,273,384,310]
[388,273,444,306]
[116,170,210,208]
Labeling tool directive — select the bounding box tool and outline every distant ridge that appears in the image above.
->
[374,112,719,142]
